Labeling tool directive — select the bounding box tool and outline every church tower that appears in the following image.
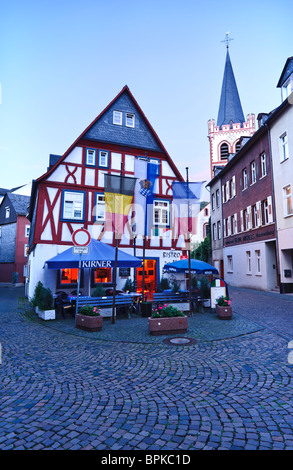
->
[208,34,255,178]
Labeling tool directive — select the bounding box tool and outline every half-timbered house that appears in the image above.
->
[27,86,186,299]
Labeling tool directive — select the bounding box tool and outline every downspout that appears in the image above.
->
[265,122,281,292]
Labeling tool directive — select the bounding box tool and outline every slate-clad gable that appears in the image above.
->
[84,91,163,152]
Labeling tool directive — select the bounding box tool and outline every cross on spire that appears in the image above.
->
[221,31,233,49]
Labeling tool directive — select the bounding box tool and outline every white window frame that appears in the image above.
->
[251,161,256,184]
[5,207,10,218]
[62,191,84,221]
[280,132,289,162]
[24,244,29,257]
[113,110,122,126]
[246,251,252,274]
[153,200,169,226]
[216,189,220,208]
[283,184,293,217]
[263,200,269,225]
[95,194,105,222]
[255,250,261,275]
[126,113,135,128]
[242,169,248,190]
[86,148,96,166]
[98,150,109,168]
[260,153,267,178]
[25,225,30,238]
[212,223,216,241]
[212,193,215,211]
[217,220,221,239]
[227,255,233,273]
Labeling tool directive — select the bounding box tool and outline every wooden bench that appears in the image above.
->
[75,295,134,318]
[152,292,200,312]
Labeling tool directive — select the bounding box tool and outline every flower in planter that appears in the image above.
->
[151,304,185,318]
[216,296,231,307]
[78,305,101,316]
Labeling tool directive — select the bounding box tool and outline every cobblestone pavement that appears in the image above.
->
[0,286,292,451]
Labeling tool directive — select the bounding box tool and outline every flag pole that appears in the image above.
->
[186,167,193,317]
[111,162,123,324]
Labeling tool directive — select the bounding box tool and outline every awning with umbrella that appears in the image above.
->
[163,259,218,275]
[44,239,142,269]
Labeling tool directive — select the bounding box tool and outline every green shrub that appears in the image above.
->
[92,285,106,297]
[171,278,180,293]
[158,277,170,292]
[31,281,44,308]
[123,278,135,292]
[37,287,54,310]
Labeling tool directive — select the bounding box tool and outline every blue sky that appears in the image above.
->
[1,0,292,199]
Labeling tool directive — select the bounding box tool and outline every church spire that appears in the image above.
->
[217,33,245,128]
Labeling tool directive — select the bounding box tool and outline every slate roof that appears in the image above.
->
[277,56,293,87]
[6,193,30,216]
[217,49,245,128]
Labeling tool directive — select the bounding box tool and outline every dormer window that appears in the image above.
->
[126,113,135,128]
[113,110,122,125]
[5,207,10,218]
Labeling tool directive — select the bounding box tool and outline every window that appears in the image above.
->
[60,268,79,285]
[212,223,216,241]
[243,208,248,231]
[283,185,293,216]
[217,221,221,239]
[126,113,135,128]
[212,193,215,211]
[24,244,29,257]
[250,161,256,184]
[62,191,84,221]
[227,255,233,272]
[216,189,220,208]
[98,150,109,168]
[220,143,229,160]
[235,140,241,152]
[153,200,169,226]
[86,148,96,166]
[94,194,105,222]
[5,207,10,218]
[242,169,248,190]
[25,225,30,238]
[231,215,235,235]
[113,110,122,125]
[280,132,289,162]
[262,199,269,225]
[246,251,252,274]
[93,268,112,284]
[260,154,267,177]
[255,250,261,275]
[252,204,258,228]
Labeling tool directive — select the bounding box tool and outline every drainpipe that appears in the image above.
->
[265,122,281,292]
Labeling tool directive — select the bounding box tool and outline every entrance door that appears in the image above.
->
[136,259,157,299]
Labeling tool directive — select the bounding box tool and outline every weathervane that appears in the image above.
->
[221,31,233,49]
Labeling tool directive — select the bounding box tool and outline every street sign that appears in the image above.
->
[73,246,89,255]
[72,228,91,246]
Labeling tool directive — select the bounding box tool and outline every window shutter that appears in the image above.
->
[222,185,225,203]
[223,218,226,237]
[234,213,238,234]
[226,181,230,200]
[256,201,261,226]
[232,176,236,197]
[227,216,231,236]
[267,196,273,223]
[247,206,251,230]
[240,210,244,232]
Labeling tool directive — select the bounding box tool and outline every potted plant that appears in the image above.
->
[75,304,103,331]
[216,296,232,320]
[35,285,55,320]
[148,304,188,335]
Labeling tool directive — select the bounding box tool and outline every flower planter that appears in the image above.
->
[35,306,56,321]
[148,315,188,335]
[216,305,232,320]
[75,313,103,332]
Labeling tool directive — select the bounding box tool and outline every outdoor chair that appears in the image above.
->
[55,292,74,318]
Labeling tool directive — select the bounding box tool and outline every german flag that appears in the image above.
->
[104,174,136,235]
